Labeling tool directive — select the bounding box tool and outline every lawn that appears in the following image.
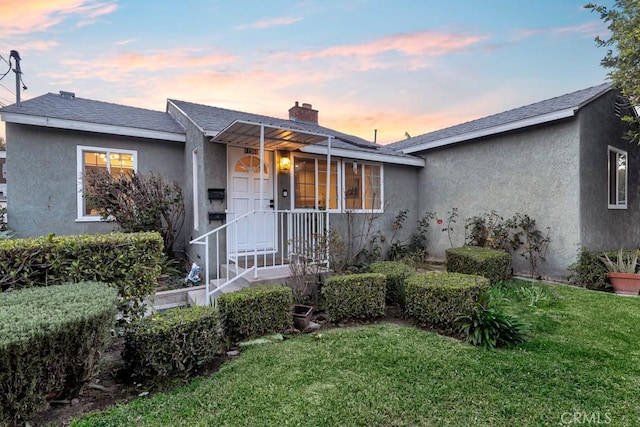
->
[72,280,640,426]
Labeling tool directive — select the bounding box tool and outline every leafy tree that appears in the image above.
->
[587,1,640,142]
[84,170,184,254]
[0,136,5,151]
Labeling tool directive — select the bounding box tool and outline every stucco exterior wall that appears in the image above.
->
[578,90,640,251]
[5,123,184,239]
[415,119,581,279]
[329,163,420,259]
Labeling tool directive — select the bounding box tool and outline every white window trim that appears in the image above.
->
[608,146,628,210]
[290,154,342,212]
[342,160,384,214]
[76,145,138,222]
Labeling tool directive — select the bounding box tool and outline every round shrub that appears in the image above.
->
[405,272,490,332]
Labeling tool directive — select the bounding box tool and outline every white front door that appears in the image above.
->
[227,146,276,253]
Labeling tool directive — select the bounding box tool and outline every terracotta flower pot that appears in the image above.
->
[607,272,640,296]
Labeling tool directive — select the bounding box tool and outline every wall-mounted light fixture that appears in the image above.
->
[279,156,291,172]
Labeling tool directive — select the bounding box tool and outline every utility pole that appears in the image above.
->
[9,50,21,105]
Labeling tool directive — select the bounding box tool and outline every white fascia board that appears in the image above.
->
[300,145,425,167]
[401,108,576,154]
[2,113,186,142]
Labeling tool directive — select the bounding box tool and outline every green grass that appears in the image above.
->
[72,281,640,426]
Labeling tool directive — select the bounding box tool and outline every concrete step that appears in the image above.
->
[153,285,205,310]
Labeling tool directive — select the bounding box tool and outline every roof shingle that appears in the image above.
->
[389,82,614,152]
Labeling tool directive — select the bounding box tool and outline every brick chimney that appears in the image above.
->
[288,101,318,124]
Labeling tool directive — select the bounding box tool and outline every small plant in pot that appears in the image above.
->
[288,253,316,331]
[600,248,640,296]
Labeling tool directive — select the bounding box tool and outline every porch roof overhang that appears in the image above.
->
[208,119,330,150]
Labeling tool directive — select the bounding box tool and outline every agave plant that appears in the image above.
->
[600,248,639,274]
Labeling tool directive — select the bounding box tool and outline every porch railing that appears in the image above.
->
[189,210,328,305]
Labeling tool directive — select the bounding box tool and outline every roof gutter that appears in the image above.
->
[301,145,425,167]
[1,112,186,142]
[400,107,576,154]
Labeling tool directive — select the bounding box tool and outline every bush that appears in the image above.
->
[218,285,293,342]
[567,247,611,291]
[322,273,386,324]
[369,261,414,308]
[456,292,528,350]
[0,232,163,320]
[0,282,117,424]
[446,246,511,284]
[123,306,221,379]
[405,272,490,332]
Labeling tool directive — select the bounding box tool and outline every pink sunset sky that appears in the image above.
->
[0,0,613,144]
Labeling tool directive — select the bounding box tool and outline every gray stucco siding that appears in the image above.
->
[578,90,640,252]
[328,163,420,258]
[6,123,184,239]
[416,119,581,279]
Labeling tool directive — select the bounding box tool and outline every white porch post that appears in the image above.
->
[325,136,332,268]
[259,125,265,211]
[256,125,265,278]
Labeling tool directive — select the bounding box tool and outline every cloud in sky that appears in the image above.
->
[299,30,487,60]
[235,16,303,30]
[0,0,117,35]
[514,20,607,41]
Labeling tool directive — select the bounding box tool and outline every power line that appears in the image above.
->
[0,82,15,97]
[0,54,11,81]
[0,94,11,104]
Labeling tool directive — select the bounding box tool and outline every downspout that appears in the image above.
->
[326,136,332,269]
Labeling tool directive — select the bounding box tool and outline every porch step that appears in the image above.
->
[153,285,206,311]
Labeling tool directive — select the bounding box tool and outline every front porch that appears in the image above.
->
[188,118,334,306]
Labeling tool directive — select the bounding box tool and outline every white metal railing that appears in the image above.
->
[189,210,328,305]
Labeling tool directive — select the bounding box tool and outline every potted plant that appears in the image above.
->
[601,248,640,296]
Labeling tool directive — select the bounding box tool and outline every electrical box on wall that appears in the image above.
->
[208,188,225,201]
[208,212,226,222]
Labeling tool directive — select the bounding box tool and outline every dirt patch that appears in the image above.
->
[25,338,233,427]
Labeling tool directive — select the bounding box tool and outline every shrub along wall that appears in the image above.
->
[322,273,386,324]
[0,282,117,424]
[123,306,221,379]
[218,285,293,342]
[0,232,163,319]
[446,246,511,284]
[405,272,490,332]
[369,261,414,308]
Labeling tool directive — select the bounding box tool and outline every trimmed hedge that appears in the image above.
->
[369,261,414,308]
[0,282,117,424]
[322,273,386,324]
[405,272,490,331]
[123,306,221,379]
[218,285,293,342]
[446,246,511,284]
[0,232,163,319]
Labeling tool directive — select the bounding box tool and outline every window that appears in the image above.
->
[344,161,382,211]
[293,156,338,210]
[77,146,137,220]
[608,146,627,209]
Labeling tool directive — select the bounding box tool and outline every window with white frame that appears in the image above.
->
[77,146,137,220]
[293,156,339,210]
[608,146,627,209]
[344,161,382,211]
